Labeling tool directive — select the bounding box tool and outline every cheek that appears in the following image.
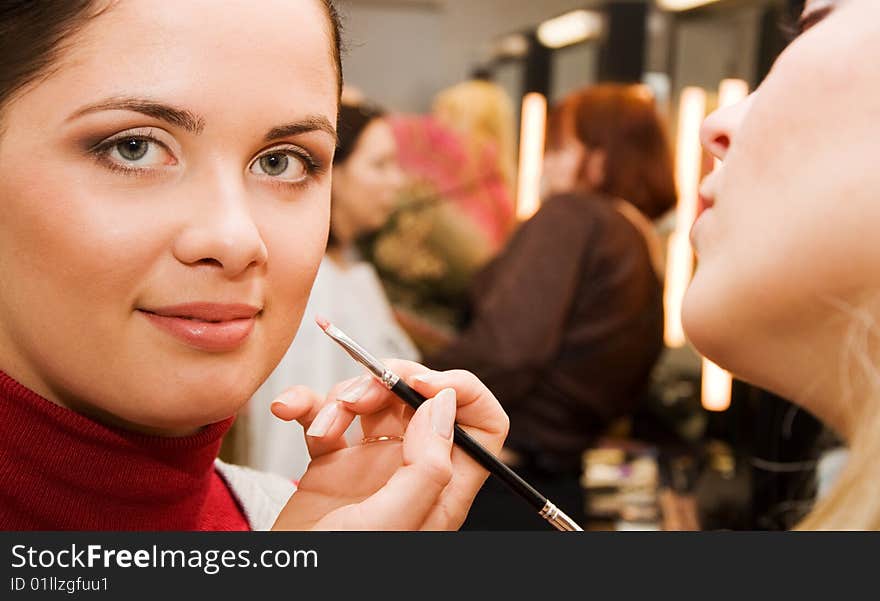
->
[260,188,330,335]
[543,156,562,180]
[685,176,880,374]
[364,168,390,198]
[709,101,880,314]
[559,154,581,186]
[543,154,574,189]
[0,163,160,326]
[351,169,391,219]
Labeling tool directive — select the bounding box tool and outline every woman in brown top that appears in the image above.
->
[429,84,676,528]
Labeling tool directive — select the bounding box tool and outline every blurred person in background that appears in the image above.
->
[429,83,676,529]
[248,102,419,480]
[432,78,517,248]
[362,79,519,354]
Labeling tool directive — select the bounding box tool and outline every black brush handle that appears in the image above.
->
[390,379,548,512]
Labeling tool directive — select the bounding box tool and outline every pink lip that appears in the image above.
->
[696,193,714,221]
[691,192,716,240]
[139,303,260,352]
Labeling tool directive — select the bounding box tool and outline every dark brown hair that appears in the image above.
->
[334,102,385,165]
[547,83,677,220]
[326,101,386,248]
[0,0,343,117]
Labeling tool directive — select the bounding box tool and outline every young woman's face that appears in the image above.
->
[0,0,338,435]
[331,119,404,238]
[684,0,880,431]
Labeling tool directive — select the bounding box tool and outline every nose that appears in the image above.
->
[700,95,752,162]
[172,177,268,278]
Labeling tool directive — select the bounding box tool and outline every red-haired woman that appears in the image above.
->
[429,84,676,529]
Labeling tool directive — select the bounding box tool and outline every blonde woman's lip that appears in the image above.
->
[690,202,713,251]
[696,192,714,220]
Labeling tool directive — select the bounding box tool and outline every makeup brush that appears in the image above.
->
[316,316,583,532]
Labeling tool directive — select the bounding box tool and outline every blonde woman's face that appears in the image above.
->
[684,0,880,427]
[0,0,338,435]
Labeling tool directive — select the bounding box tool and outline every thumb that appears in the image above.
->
[344,388,457,530]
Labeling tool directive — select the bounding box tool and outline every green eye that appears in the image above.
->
[259,154,289,176]
[250,148,310,182]
[116,138,149,161]
[91,130,176,175]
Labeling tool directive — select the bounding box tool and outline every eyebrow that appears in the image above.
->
[264,117,337,145]
[67,97,337,144]
[68,97,206,134]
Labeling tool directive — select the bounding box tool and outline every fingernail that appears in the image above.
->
[337,375,372,404]
[271,388,300,407]
[412,371,442,385]
[307,402,339,437]
[431,388,456,440]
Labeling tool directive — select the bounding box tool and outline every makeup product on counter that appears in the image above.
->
[316,316,583,532]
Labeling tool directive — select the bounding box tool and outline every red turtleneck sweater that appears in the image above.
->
[0,370,250,530]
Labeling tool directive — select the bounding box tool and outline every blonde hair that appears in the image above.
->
[432,80,517,192]
[797,301,880,530]
[798,411,880,529]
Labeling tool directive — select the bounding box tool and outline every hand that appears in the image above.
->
[269,360,509,530]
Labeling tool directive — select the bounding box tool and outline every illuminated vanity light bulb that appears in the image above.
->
[537,10,604,49]
[663,232,693,348]
[657,0,722,11]
[516,93,547,221]
[702,358,732,411]
[663,87,706,347]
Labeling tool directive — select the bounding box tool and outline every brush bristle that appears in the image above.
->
[315,315,331,331]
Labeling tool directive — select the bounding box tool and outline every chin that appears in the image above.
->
[109,359,268,433]
[129,387,246,432]
[683,276,785,399]
[681,275,737,370]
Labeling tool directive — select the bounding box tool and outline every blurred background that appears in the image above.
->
[235,0,845,531]
[339,0,788,113]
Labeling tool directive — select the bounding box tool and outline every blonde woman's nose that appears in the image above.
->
[700,95,752,162]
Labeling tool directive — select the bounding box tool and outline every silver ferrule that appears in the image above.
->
[380,370,400,390]
[539,501,584,532]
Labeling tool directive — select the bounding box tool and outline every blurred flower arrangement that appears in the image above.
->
[359,114,515,353]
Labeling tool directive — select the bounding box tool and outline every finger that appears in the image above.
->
[406,367,509,449]
[350,389,456,530]
[341,361,507,433]
[402,366,510,530]
[305,401,359,456]
[332,372,414,439]
[333,375,405,439]
[270,384,356,458]
[330,362,437,416]
[359,404,406,440]
[270,385,321,422]
[337,360,508,454]
[335,361,510,531]
[333,373,387,410]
